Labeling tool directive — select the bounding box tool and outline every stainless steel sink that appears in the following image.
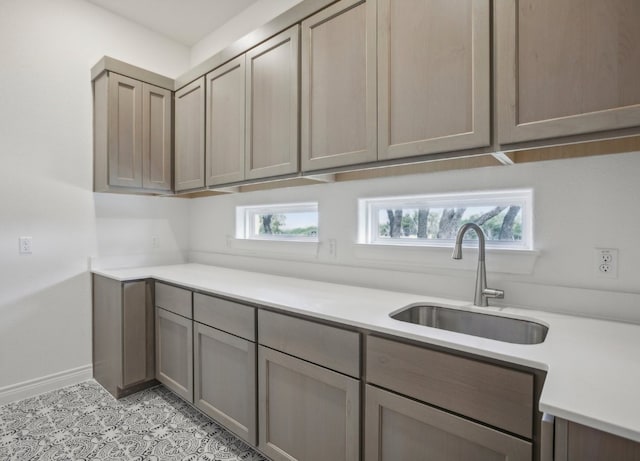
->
[390,304,548,344]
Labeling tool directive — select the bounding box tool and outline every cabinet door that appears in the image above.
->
[301,0,376,171]
[206,56,246,186]
[496,0,640,144]
[155,307,193,402]
[121,281,154,388]
[142,83,172,191]
[194,323,256,444]
[175,77,205,191]
[108,73,143,188]
[555,418,640,461]
[365,385,531,461]
[377,0,490,160]
[258,346,359,461]
[245,26,299,180]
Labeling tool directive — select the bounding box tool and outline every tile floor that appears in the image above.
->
[0,380,267,460]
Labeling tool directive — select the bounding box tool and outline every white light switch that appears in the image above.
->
[19,236,32,254]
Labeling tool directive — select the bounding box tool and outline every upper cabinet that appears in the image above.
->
[93,71,172,193]
[175,77,206,192]
[301,0,377,172]
[496,0,640,145]
[205,56,246,186]
[245,26,300,180]
[377,0,491,160]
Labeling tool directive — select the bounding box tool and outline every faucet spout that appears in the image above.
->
[451,223,503,307]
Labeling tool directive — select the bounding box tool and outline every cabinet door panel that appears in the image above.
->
[206,56,246,186]
[301,0,376,171]
[175,77,205,191]
[142,83,172,191]
[496,0,640,144]
[194,323,256,444]
[122,281,154,387]
[155,307,193,402]
[108,73,143,187]
[366,385,531,461]
[378,0,490,160]
[258,346,359,461]
[246,26,299,179]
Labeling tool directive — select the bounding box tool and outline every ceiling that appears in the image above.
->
[87,0,259,46]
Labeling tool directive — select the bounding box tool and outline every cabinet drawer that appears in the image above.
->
[367,336,534,439]
[194,293,255,341]
[155,282,192,319]
[258,310,360,378]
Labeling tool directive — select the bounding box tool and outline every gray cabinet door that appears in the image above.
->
[155,307,193,403]
[301,0,377,171]
[206,56,246,186]
[377,0,490,160]
[496,0,640,145]
[142,83,172,191]
[365,385,532,461]
[258,346,359,461]
[175,77,205,191]
[245,26,299,180]
[555,418,640,461]
[194,323,256,444]
[108,73,143,188]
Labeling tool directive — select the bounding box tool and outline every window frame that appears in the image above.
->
[358,189,533,250]
[236,202,319,242]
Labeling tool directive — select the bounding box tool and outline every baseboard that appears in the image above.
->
[0,364,93,406]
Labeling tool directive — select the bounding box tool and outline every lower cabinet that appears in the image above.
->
[258,346,360,461]
[193,322,257,444]
[555,418,640,461]
[155,307,193,403]
[365,385,531,461]
[92,274,155,398]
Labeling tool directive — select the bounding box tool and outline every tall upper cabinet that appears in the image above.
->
[245,26,300,180]
[93,61,173,194]
[377,0,490,160]
[496,0,640,145]
[205,56,246,186]
[175,77,206,192]
[301,0,377,172]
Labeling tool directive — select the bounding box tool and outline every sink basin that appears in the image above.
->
[390,304,548,344]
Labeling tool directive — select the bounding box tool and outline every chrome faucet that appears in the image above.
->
[452,223,504,307]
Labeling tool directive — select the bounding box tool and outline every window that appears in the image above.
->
[236,203,319,241]
[359,189,532,249]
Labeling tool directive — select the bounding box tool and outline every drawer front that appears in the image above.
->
[258,310,360,378]
[366,336,534,438]
[194,293,255,341]
[155,282,192,319]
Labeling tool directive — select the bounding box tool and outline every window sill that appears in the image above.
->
[353,244,539,275]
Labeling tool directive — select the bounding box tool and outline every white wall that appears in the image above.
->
[190,0,304,66]
[189,151,640,324]
[0,0,191,392]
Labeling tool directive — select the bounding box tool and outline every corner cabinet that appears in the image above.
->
[175,77,206,192]
[377,0,490,160]
[496,0,640,145]
[300,0,377,171]
[92,275,156,398]
[245,26,300,180]
[93,71,172,193]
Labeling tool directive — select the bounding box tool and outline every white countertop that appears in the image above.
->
[93,263,640,443]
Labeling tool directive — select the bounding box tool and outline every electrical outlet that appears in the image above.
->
[151,235,160,249]
[327,238,337,258]
[19,236,32,254]
[595,248,618,278]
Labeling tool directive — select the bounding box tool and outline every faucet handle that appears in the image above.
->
[483,288,504,299]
